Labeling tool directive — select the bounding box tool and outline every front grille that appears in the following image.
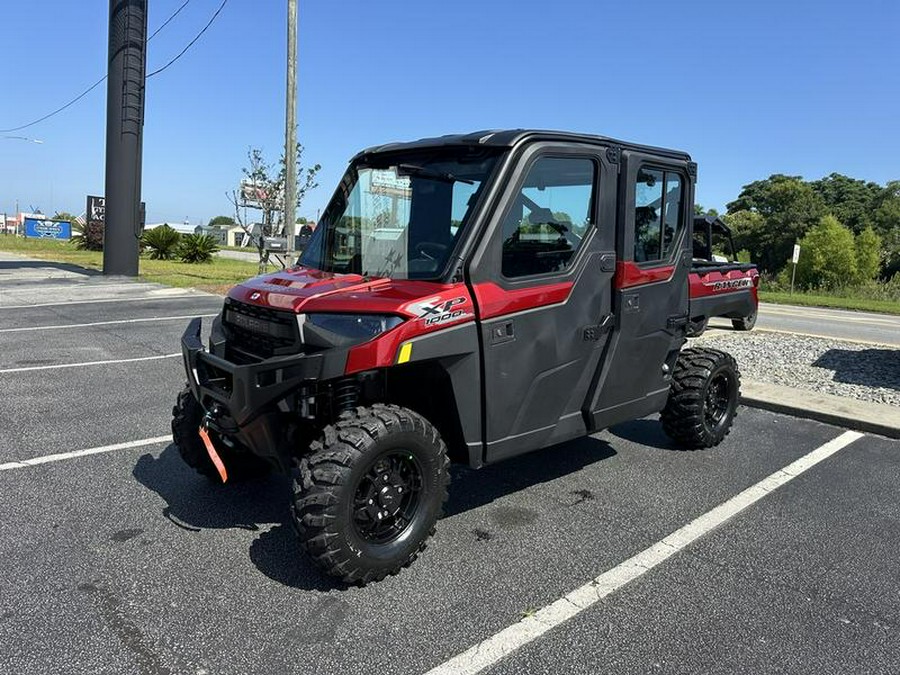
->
[223,299,301,361]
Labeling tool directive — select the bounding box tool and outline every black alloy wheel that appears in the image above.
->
[732,309,757,331]
[352,451,424,545]
[704,372,732,432]
[661,348,741,449]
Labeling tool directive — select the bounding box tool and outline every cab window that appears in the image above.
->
[633,168,684,263]
[501,156,596,278]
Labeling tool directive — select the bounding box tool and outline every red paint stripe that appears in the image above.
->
[473,281,573,320]
[614,261,676,289]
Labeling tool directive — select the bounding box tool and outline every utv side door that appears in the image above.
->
[467,142,618,464]
[585,151,693,428]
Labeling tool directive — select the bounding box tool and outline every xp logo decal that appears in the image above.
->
[413,296,469,327]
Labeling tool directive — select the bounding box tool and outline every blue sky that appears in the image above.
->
[1,0,898,225]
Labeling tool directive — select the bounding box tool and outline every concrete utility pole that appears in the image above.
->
[103,0,147,276]
[283,0,298,263]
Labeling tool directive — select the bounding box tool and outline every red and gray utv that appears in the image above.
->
[174,130,741,584]
[688,215,759,336]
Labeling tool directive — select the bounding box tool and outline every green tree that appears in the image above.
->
[51,211,78,224]
[228,144,321,273]
[208,215,235,227]
[722,210,765,262]
[795,215,857,289]
[809,173,883,234]
[727,174,826,272]
[854,226,883,283]
[873,188,900,278]
[694,204,719,217]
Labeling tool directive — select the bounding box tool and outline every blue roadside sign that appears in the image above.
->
[24,218,71,240]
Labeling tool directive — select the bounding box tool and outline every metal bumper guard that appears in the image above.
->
[181,317,329,426]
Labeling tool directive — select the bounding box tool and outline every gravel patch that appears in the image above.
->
[693,330,900,407]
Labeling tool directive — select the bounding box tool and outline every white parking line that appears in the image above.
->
[425,430,864,675]
[0,293,212,310]
[0,436,171,471]
[0,314,217,333]
[0,353,180,374]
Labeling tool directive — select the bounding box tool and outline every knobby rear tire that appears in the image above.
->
[732,309,757,331]
[661,348,741,449]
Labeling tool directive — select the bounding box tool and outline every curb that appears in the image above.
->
[740,379,900,439]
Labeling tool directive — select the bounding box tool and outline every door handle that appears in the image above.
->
[582,314,614,341]
[490,320,515,345]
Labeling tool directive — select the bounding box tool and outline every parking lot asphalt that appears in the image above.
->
[1,269,898,675]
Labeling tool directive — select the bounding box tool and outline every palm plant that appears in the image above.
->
[71,221,104,250]
[141,224,182,260]
[178,233,219,263]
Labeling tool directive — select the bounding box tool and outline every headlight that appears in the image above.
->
[301,313,404,348]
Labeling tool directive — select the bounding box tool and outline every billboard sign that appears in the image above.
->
[24,218,71,239]
[87,195,105,228]
[239,180,277,208]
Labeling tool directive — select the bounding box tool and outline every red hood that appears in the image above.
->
[227,266,460,317]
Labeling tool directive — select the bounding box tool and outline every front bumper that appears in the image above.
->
[181,317,347,427]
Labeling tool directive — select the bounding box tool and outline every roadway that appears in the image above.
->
[710,302,900,346]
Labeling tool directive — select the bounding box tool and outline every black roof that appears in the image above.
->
[353,129,691,162]
[694,215,731,235]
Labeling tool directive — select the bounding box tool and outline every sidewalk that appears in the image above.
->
[741,379,900,439]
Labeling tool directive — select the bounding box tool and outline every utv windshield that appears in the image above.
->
[299,148,501,279]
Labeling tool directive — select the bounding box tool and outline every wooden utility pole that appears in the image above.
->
[283,0,298,263]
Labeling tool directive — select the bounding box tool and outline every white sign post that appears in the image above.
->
[790,243,801,295]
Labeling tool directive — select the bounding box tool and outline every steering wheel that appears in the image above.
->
[415,242,448,260]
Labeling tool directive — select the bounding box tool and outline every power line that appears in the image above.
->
[146,0,229,78]
[0,0,207,134]
[148,0,192,41]
[0,76,107,133]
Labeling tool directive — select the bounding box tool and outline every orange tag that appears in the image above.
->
[198,426,228,483]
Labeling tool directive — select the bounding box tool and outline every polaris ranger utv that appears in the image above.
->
[174,130,741,584]
[687,215,760,336]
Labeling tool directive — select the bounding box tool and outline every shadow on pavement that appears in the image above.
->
[132,444,339,592]
[606,417,676,451]
[812,348,900,391]
[446,435,616,517]
[133,435,618,590]
[0,260,100,276]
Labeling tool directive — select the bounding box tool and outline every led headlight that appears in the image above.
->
[300,313,404,348]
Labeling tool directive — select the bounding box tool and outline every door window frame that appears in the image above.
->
[496,147,602,284]
[629,162,688,269]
